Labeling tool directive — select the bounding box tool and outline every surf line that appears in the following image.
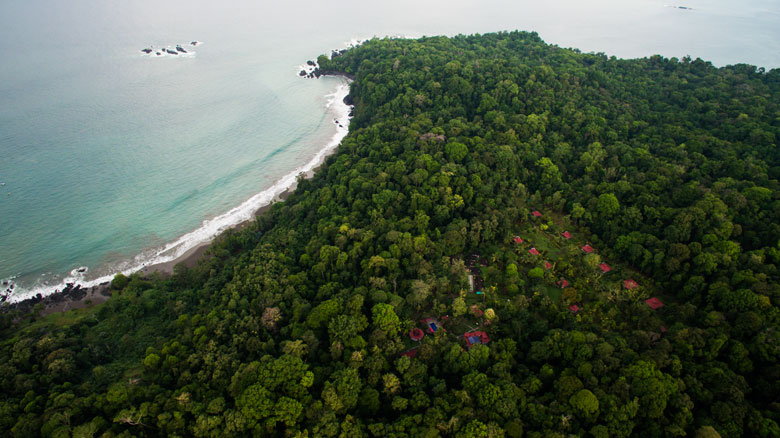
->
[5,77,353,304]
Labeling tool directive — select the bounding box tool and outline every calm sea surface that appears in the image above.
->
[1,0,779,301]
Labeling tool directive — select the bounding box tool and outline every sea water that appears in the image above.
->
[1,0,779,302]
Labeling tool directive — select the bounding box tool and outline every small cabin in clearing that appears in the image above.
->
[420,317,442,334]
[464,331,490,348]
[645,297,664,310]
[624,279,639,289]
[401,348,418,358]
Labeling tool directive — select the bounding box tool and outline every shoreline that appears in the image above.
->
[137,186,292,277]
[3,193,292,318]
[2,75,354,317]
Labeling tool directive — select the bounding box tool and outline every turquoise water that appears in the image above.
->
[1,0,779,301]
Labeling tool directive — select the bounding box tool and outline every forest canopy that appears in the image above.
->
[2,31,780,437]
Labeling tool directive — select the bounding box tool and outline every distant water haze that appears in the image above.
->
[1,0,778,301]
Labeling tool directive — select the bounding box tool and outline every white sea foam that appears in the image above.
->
[6,78,352,304]
[297,63,317,75]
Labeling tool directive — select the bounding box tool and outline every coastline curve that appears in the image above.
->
[4,77,353,306]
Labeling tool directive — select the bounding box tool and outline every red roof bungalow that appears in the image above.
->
[569,304,580,312]
[409,328,425,341]
[420,317,442,334]
[562,231,572,239]
[513,236,524,244]
[645,297,664,310]
[558,278,570,288]
[531,210,542,217]
[401,348,418,358]
[598,263,612,273]
[581,244,594,254]
[528,248,540,256]
[623,279,639,289]
[544,261,553,270]
[464,331,490,348]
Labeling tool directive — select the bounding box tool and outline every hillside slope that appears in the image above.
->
[2,31,780,437]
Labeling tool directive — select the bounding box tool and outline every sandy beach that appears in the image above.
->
[137,187,292,276]
[3,76,352,318]
[6,160,319,318]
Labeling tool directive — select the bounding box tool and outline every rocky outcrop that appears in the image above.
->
[141,48,153,54]
[1,281,110,315]
[330,49,348,59]
[176,46,187,53]
[312,69,356,80]
[166,49,178,55]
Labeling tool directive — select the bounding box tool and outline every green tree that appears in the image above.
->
[237,384,273,429]
[597,193,620,217]
[570,389,600,422]
[372,303,401,336]
[583,253,601,270]
[453,297,468,317]
[446,141,469,163]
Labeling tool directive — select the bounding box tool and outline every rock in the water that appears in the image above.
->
[343,94,354,106]
[191,41,199,46]
[299,70,307,76]
[141,48,153,54]
[176,45,187,53]
[166,49,178,55]
[307,60,315,66]
[156,52,162,56]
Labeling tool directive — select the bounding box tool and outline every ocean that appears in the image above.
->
[1,0,779,302]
